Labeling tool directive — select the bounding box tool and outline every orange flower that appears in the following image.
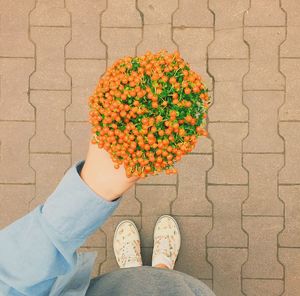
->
[88,49,209,178]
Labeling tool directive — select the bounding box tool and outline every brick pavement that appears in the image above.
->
[0,0,300,294]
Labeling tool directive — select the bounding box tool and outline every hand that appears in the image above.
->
[80,135,140,202]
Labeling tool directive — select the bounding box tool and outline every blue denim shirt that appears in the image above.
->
[0,160,121,296]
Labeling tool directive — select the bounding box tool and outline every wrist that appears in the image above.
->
[80,137,139,201]
[80,160,125,201]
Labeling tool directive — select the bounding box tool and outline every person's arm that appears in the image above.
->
[0,136,139,296]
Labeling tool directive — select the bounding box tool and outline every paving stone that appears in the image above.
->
[113,185,140,216]
[137,170,177,185]
[279,59,300,120]
[30,27,71,90]
[0,122,35,183]
[209,0,249,59]
[173,0,213,27]
[101,216,141,274]
[0,0,35,57]
[101,28,142,70]
[242,217,283,279]
[244,27,285,90]
[243,91,284,153]
[279,122,300,184]
[83,229,106,248]
[65,0,106,59]
[136,185,175,217]
[30,90,71,153]
[66,122,90,163]
[208,59,248,122]
[192,136,213,154]
[209,0,248,29]
[136,185,176,247]
[281,0,300,26]
[243,279,284,296]
[208,123,248,184]
[172,154,212,216]
[0,185,34,229]
[66,59,106,122]
[175,217,212,279]
[102,0,142,27]
[30,0,70,26]
[29,154,71,210]
[281,26,300,58]
[279,248,300,296]
[173,28,213,90]
[141,247,153,266]
[244,0,286,27]
[0,58,34,120]
[137,0,177,25]
[79,247,106,277]
[281,0,300,58]
[208,248,247,296]
[278,185,300,247]
[243,154,284,216]
[137,24,177,55]
[207,185,247,247]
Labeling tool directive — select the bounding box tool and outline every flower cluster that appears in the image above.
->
[88,49,210,178]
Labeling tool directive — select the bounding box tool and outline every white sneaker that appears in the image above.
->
[152,215,181,270]
[113,220,143,268]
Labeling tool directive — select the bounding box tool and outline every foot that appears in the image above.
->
[113,220,142,268]
[152,215,181,270]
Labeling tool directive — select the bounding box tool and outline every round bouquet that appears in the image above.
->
[88,49,210,178]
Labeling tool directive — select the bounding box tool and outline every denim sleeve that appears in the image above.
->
[0,159,121,296]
